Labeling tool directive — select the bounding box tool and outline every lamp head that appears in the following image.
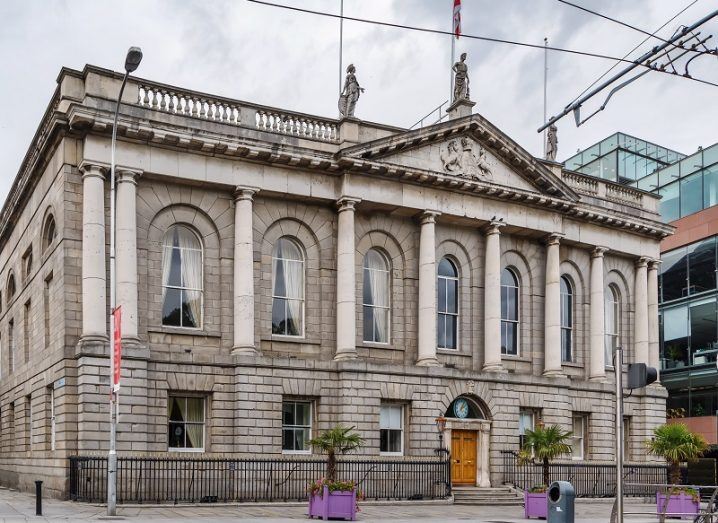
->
[124,47,143,73]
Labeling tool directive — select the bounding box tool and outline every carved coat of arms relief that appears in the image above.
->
[440,137,493,182]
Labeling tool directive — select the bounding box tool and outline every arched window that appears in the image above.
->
[161,225,203,329]
[605,284,621,367]
[363,249,390,343]
[6,274,16,305]
[272,237,304,336]
[501,268,519,355]
[437,257,458,350]
[42,214,56,253]
[560,276,573,362]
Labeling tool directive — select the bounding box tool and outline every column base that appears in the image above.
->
[232,345,259,356]
[482,363,504,373]
[589,374,607,383]
[333,351,358,362]
[542,369,566,378]
[416,357,440,367]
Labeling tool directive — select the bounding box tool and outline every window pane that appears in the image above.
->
[506,288,517,321]
[704,165,718,208]
[688,238,716,295]
[562,329,572,362]
[447,279,457,314]
[363,305,374,341]
[272,298,287,334]
[181,290,201,328]
[282,402,294,426]
[446,315,457,350]
[186,398,203,422]
[661,248,688,301]
[680,171,703,217]
[374,308,389,343]
[663,306,689,367]
[169,397,184,422]
[296,402,311,426]
[690,299,717,353]
[286,300,302,336]
[659,182,680,222]
[282,429,294,451]
[273,258,286,297]
[437,313,445,348]
[438,279,447,313]
[168,422,185,448]
[438,258,457,277]
[166,247,183,287]
[363,269,373,305]
[162,288,182,327]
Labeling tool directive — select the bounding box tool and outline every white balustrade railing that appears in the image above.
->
[606,184,644,207]
[562,172,599,195]
[255,109,338,142]
[137,83,339,142]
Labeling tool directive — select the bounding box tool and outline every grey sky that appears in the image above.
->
[1,0,717,207]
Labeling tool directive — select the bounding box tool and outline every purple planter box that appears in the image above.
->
[656,492,700,520]
[308,486,357,521]
[524,491,548,519]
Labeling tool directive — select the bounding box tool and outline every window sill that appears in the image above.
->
[562,361,584,368]
[437,349,470,357]
[282,450,311,455]
[149,326,221,338]
[263,336,321,346]
[380,452,404,457]
[502,355,532,363]
[359,342,401,350]
[167,448,205,453]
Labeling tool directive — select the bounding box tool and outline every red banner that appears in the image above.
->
[113,306,122,392]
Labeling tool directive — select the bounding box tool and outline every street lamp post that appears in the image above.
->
[107,46,142,517]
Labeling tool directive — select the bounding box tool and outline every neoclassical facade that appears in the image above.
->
[0,65,671,497]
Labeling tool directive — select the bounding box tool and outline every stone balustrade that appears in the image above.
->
[136,81,338,142]
[606,183,644,207]
[562,171,599,195]
[562,170,655,212]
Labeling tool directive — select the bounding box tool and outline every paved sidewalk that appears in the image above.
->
[0,487,665,522]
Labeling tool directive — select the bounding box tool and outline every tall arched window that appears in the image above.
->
[161,225,203,329]
[605,284,621,367]
[6,274,16,306]
[560,276,573,362]
[363,249,390,343]
[501,268,519,355]
[42,214,56,253]
[437,257,458,350]
[272,237,305,336]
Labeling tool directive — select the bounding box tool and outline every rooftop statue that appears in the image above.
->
[338,64,364,118]
[546,124,558,161]
[452,53,470,103]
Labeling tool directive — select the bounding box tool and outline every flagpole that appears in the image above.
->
[450,0,455,103]
[339,0,344,96]
[543,36,548,158]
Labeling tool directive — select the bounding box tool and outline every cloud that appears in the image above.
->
[1,0,716,207]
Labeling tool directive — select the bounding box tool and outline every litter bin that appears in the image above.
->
[547,481,575,523]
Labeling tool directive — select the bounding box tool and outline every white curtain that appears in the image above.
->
[176,226,203,327]
[366,251,389,342]
[161,232,174,302]
[278,239,304,333]
[605,288,617,364]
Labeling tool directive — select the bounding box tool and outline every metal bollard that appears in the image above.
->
[35,480,42,516]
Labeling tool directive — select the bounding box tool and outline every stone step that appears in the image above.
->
[452,487,523,506]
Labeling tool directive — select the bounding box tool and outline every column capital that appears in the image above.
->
[234,186,260,202]
[591,246,609,258]
[647,258,662,270]
[79,162,107,180]
[635,256,650,269]
[484,218,506,235]
[545,232,565,246]
[336,196,361,212]
[420,210,441,225]
[117,168,142,185]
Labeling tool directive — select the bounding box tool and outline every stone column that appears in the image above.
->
[647,259,660,376]
[417,211,440,366]
[115,170,141,344]
[232,187,259,355]
[634,258,649,365]
[589,247,608,381]
[543,233,564,377]
[483,220,505,372]
[80,164,107,342]
[335,197,360,361]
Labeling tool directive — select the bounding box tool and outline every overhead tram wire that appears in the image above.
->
[246,0,718,91]
[567,0,700,106]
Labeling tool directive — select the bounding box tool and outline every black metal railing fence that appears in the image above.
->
[69,455,451,504]
[500,450,670,497]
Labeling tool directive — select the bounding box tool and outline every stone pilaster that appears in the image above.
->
[416,211,440,367]
[115,169,141,344]
[335,197,360,361]
[647,259,660,377]
[483,220,505,372]
[543,233,564,377]
[232,187,259,355]
[634,258,649,365]
[80,164,107,343]
[589,247,608,381]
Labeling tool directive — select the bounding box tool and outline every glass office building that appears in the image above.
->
[564,132,685,185]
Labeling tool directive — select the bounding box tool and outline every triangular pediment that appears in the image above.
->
[339,114,578,201]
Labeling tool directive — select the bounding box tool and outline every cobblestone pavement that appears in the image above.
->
[0,488,666,522]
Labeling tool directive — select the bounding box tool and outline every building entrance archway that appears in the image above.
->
[442,395,492,488]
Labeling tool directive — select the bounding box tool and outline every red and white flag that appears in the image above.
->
[112,306,122,393]
[453,0,461,39]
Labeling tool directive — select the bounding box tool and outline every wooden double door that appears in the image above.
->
[451,429,477,485]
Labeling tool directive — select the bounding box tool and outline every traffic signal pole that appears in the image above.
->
[614,347,624,523]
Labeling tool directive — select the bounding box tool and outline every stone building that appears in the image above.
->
[0,65,671,498]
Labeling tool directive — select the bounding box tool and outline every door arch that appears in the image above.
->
[442,394,492,487]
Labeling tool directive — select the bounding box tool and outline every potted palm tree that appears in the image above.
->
[307,425,364,521]
[519,424,573,519]
[647,423,707,519]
